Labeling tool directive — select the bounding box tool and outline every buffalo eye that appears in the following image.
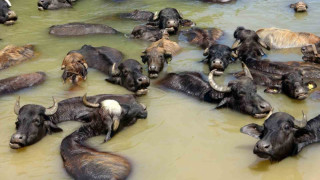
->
[283,124,290,131]
[33,119,41,127]
[123,70,129,76]
[15,121,20,129]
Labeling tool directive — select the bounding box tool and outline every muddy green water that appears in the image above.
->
[1,0,320,179]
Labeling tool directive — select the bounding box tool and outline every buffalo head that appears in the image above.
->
[301,43,320,63]
[61,52,88,84]
[203,44,233,75]
[264,71,317,100]
[210,63,272,118]
[106,59,150,95]
[0,0,17,25]
[9,97,61,149]
[290,2,308,12]
[241,112,316,161]
[37,0,72,10]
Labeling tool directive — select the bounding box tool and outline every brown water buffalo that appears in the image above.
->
[232,27,270,61]
[37,0,77,10]
[158,63,272,118]
[0,72,46,96]
[141,30,181,78]
[147,8,195,34]
[49,22,119,36]
[130,24,163,42]
[241,112,320,161]
[66,45,150,95]
[301,42,320,63]
[61,52,88,84]
[202,44,233,75]
[9,94,142,149]
[0,0,17,25]
[0,44,35,70]
[257,28,320,49]
[179,27,223,49]
[61,98,147,180]
[290,2,308,12]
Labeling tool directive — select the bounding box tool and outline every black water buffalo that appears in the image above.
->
[202,44,233,75]
[158,63,272,118]
[179,27,224,49]
[235,59,317,100]
[61,98,147,180]
[200,0,236,3]
[37,0,76,10]
[0,0,17,25]
[141,30,181,78]
[130,24,163,42]
[49,23,119,36]
[119,10,154,21]
[241,112,320,161]
[301,42,320,63]
[0,72,46,96]
[9,94,142,149]
[147,8,195,34]
[66,45,150,95]
[290,2,308,12]
[232,27,270,61]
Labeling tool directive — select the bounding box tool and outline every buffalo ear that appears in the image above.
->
[305,81,317,91]
[44,121,63,135]
[264,86,281,94]
[240,123,264,139]
[294,128,315,144]
[164,52,172,62]
[141,55,147,64]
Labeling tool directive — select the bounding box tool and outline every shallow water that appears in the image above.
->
[1,0,320,179]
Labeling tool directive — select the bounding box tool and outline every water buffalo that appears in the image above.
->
[0,72,46,96]
[158,63,272,118]
[202,44,233,75]
[290,2,308,12]
[37,0,76,10]
[130,24,163,42]
[0,0,17,25]
[9,94,141,149]
[61,52,88,84]
[49,22,119,36]
[147,8,195,34]
[66,45,150,95]
[257,28,320,49]
[0,44,35,70]
[232,27,270,61]
[301,42,320,63]
[119,10,154,21]
[141,30,181,78]
[241,112,320,161]
[200,0,236,3]
[179,27,224,49]
[61,98,147,180]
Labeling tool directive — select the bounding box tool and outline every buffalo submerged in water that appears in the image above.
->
[157,63,272,118]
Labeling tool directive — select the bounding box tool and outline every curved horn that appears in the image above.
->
[294,111,308,128]
[203,48,209,56]
[231,39,241,49]
[14,96,20,115]
[82,93,100,108]
[241,62,253,80]
[153,11,159,20]
[140,103,147,110]
[113,117,120,131]
[111,63,120,76]
[208,70,231,93]
[44,97,58,116]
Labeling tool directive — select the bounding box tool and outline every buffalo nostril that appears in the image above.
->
[263,144,270,149]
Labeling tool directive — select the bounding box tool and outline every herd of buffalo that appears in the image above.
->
[2,0,320,179]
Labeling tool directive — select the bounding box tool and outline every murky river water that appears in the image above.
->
[1,0,320,179]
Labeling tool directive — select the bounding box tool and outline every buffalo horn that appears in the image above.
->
[294,111,308,128]
[14,96,20,115]
[208,70,231,93]
[82,93,100,108]
[231,39,241,49]
[44,97,58,116]
[111,63,120,76]
[203,48,209,56]
[242,62,253,80]
[113,117,120,131]
[153,11,159,20]
[140,103,147,110]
